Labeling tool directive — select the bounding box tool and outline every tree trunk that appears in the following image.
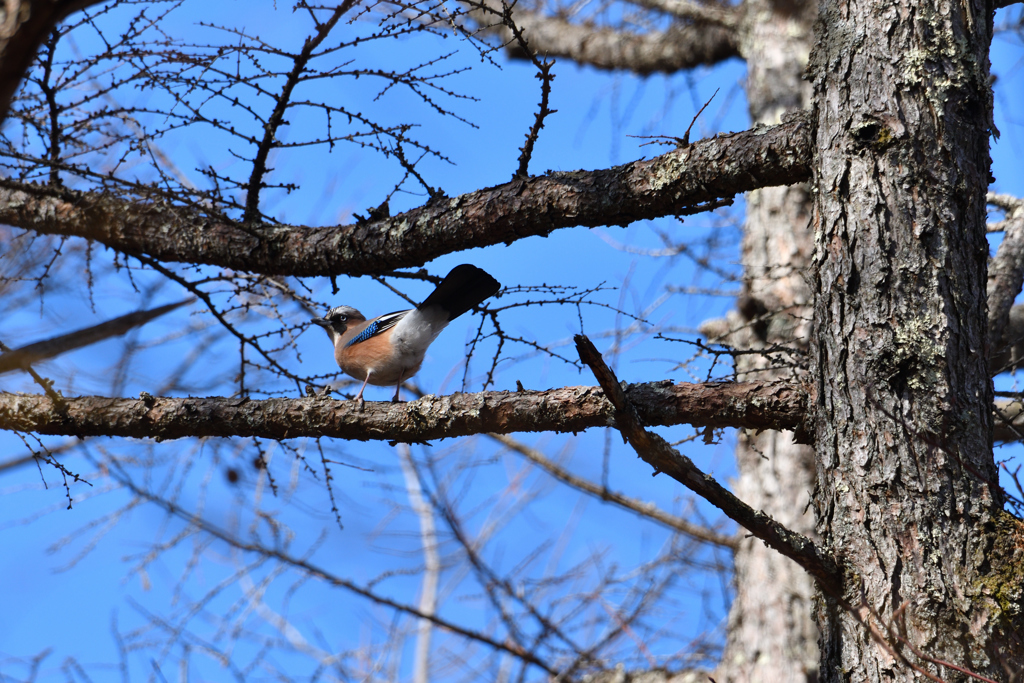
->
[713,1,819,680]
[810,0,1021,677]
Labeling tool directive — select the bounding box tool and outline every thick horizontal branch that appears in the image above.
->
[574,334,843,597]
[6,378,1023,445]
[0,114,813,277]
[505,15,739,74]
[0,379,808,442]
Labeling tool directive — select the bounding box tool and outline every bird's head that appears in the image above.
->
[311,306,365,344]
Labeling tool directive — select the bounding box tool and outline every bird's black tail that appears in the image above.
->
[419,265,500,320]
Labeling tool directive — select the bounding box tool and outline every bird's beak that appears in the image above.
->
[311,317,330,328]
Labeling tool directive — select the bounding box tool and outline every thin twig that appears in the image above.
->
[488,432,738,548]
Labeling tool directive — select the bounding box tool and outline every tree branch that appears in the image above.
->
[624,0,741,27]
[503,15,739,75]
[574,333,843,597]
[0,379,808,442]
[0,114,813,277]
[0,1,108,125]
[988,196,1024,352]
[8,370,1024,445]
[991,304,1024,375]
[994,399,1024,443]
[243,2,354,223]
[0,299,194,374]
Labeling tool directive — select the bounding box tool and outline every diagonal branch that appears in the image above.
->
[0,114,814,277]
[573,333,843,597]
[243,1,354,223]
[0,379,809,442]
[0,299,194,375]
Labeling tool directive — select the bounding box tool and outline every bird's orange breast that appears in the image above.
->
[337,329,422,386]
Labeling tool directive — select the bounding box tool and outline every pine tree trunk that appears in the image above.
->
[810,0,1021,677]
[713,2,820,680]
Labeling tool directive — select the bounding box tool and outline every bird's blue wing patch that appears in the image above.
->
[344,310,409,348]
[348,320,380,346]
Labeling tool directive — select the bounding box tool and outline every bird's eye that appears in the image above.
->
[336,315,347,322]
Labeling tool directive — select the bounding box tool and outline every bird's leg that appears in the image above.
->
[353,370,372,410]
[392,374,403,403]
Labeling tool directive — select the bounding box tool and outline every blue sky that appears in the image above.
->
[1,3,1022,682]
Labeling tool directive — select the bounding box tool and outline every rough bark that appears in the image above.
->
[0,379,809,442]
[712,1,821,680]
[0,116,812,277]
[810,0,1021,678]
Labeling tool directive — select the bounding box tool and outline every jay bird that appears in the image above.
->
[312,265,500,403]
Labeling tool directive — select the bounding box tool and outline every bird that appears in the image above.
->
[311,264,500,404]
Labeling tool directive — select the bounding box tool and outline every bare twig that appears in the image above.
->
[500,1,557,179]
[488,433,738,548]
[243,1,355,223]
[108,464,558,675]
